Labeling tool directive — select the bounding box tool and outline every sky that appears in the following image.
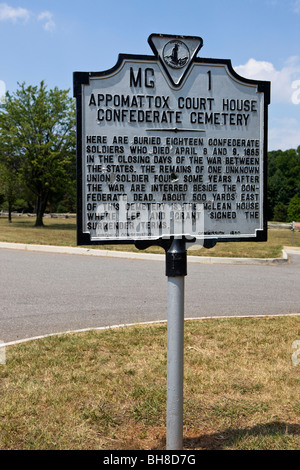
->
[0,0,300,151]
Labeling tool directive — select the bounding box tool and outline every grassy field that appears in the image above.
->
[1,217,300,449]
[0,215,299,258]
[1,316,300,450]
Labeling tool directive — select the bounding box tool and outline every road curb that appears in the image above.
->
[0,241,289,265]
[1,313,300,349]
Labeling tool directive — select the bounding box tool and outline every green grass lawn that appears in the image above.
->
[1,316,300,450]
[0,215,299,258]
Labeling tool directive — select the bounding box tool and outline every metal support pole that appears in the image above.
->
[165,238,187,450]
[167,275,185,450]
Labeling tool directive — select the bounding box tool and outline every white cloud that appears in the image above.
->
[234,57,300,104]
[38,11,55,32]
[235,57,300,150]
[0,2,30,22]
[0,3,55,31]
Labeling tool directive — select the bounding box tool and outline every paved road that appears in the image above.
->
[0,248,299,343]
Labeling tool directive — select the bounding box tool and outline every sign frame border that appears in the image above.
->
[73,46,270,247]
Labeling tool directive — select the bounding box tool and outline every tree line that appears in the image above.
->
[268,146,300,222]
[0,81,300,225]
[0,81,76,226]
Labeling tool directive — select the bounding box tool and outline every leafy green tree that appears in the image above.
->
[0,81,75,226]
[0,163,22,222]
[0,127,23,221]
[273,202,288,222]
[267,146,300,221]
[287,195,300,222]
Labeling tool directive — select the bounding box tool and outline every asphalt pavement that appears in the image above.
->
[0,245,299,344]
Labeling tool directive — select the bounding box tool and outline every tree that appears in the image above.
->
[0,125,23,221]
[287,195,300,222]
[267,146,300,221]
[0,162,22,222]
[0,81,75,226]
[273,202,288,222]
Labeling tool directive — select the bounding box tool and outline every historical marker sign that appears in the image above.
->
[74,34,270,246]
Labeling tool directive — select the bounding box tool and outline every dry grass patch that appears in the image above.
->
[1,316,300,450]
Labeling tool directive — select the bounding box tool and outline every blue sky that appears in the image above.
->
[0,0,300,151]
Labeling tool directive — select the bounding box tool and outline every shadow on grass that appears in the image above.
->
[154,422,300,450]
